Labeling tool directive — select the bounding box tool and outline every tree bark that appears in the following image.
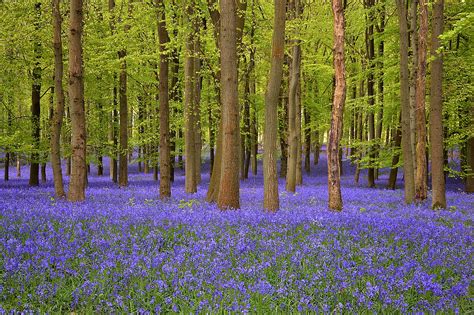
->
[184,4,197,194]
[429,0,446,208]
[286,0,301,192]
[68,0,86,201]
[415,0,428,202]
[217,0,240,210]
[51,0,66,197]
[328,0,346,211]
[263,0,286,212]
[118,55,128,187]
[29,2,42,187]
[387,117,402,189]
[157,0,171,198]
[304,101,311,174]
[397,0,415,204]
[365,0,376,188]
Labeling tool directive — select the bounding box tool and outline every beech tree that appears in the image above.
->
[430,0,446,208]
[415,0,428,202]
[327,0,346,211]
[217,0,240,209]
[68,0,86,201]
[263,0,286,212]
[157,0,171,199]
[51,0,65,198]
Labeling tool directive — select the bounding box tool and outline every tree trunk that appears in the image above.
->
[217,0,240,210]
[409,0,418,177]
[397,0,415,203]
[29,2,42,187]
[118,52,128,187]
[193,36,202,185]
[51,0,66,197]
[279,84,288,178]
[387,117,402,189]
[430,0,446,208]
[296,76,303,185]
[415,0,428,202]
[184,4,197,194]
[286,0,301,192]
[157,0,171,198]
[304,101,311,174]
[328,0,346,211]
[365,0,376,188]
[263,0,286,212]
[68,0,86,202]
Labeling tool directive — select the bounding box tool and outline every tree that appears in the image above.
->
[118,3,130,188]
[29,2,42,187]
[51,0,66,198]
[327,0,346,211]
[68,0,86,202]
[184,4,197,194]
[217,0,240,210]
[396,0,415,204]
[430,0,446,208]
[263,0,286,212]
[157,0,171,199]
[365,0,376,188]
[415,0,428,202]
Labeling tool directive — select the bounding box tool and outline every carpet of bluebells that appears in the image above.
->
[0,154,473,313]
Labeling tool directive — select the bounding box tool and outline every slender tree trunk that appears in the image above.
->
[118,52,128,187]
[415,0,428,202]
[51,0,66,197]
[467,128,474,193]
[313,130,320,165]
[397,0,415,203]
[365,0,376,188]
[249,7,257,177]
[170,44,180,182]
[304,101,311,174]
[193,36,202,185]
[295,76,303,185]
[263,0,286,212]
[242,57,251,179]
[29,2,42,187]
[328,0,346,211]
[184,4,197,194]
[157,0,171,198]
[388,117,402,189]
[68,0,86,202]
[217,0,240,210]
[430,0,446,208]
[279,83,288,178]
[286,0,301,192]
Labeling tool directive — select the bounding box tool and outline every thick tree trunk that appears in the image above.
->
[217,0,240,209]
[157,0,171,198]
[51,0,66,197]
[409,0,418,177]
[263,0,286,212]
[397,0,415,203]
[29,2,42,187]
[415,0,428,202]
[68,0,86,201]
[328,0,346,211]
[430,0,446,208]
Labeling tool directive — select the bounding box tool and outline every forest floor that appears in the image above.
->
[0,154,473,313]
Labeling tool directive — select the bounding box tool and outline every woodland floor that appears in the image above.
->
[0,153,472,313]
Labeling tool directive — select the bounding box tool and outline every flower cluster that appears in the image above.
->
[0,159,472,313]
